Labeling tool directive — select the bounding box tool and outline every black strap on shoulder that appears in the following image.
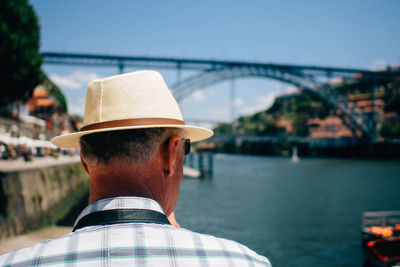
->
[73,209,171,232]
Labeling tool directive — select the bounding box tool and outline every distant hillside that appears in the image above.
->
[214,73,400,139]
[214,91,330,137]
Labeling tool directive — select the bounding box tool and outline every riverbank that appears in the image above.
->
[0,155,80,172]
[212,139,400,159]
[0,155,88,239]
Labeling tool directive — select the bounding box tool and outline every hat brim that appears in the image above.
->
[51,124,214,148]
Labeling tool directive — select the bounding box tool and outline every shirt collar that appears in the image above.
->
[74,196,165,228]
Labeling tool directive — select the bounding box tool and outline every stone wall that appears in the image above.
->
[0,163,89,239]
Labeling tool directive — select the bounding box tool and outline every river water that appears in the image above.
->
[175,154,400,267]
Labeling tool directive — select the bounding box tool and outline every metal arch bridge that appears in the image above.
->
[42,52,399,141]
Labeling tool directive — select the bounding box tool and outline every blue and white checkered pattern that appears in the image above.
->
[0,197,271,266]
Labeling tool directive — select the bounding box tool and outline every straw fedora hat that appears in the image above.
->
[51,70,213,148]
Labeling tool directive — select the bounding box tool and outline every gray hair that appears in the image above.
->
[80,127,183,165]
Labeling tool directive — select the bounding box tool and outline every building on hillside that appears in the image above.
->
[347,92,385,114]
[26,85,57,121]
[308,116,354,138]
[384,112,400,125]
[308,91,386,139]
[26,83,72,137]
[274,118,293,133]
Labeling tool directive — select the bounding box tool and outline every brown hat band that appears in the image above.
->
[80,118,185,131]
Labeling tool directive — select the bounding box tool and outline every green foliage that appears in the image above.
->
[213,91,329,137]
[293,114,309,136]
[336,79,374,95]
[70,114,83,122]
[380,122,400,139]
[0,0,43,106]
[48,80,68,113]
[384,95,400,113]
[234,112,283,136]
[266,99,282,114]
[214,140,292,156]
[213,122,233,136]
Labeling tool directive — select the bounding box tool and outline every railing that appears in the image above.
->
[362,211,400,229]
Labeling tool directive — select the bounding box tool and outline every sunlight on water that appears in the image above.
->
[176,154,400,267]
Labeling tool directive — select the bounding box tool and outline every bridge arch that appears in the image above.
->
[172,66,317,101]
[172,66,372,140]
[43,52,397,141]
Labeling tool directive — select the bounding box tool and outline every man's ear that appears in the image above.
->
[163,135,180,177]
[80,154,90,175]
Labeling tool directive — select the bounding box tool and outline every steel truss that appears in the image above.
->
[172,66,393,141]
[42,52,399,141]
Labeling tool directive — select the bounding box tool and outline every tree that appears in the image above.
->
[380,122,400,139]
[47,79,68,113]
[0,0,43,109]
[385,95,400,113]
[213,122,233,136]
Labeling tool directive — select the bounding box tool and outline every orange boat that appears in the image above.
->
[364,238,400,267]
[362,211,400,245]
[362,211,400,267]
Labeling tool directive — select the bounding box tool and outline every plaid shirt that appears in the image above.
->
[0,197,271,266]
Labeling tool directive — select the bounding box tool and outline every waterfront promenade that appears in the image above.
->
[0,154,86,251]
[0,155,80,172]
[0,156,80,254]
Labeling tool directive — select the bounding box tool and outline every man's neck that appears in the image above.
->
[88,161,166,206]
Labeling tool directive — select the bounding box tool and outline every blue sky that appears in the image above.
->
[30,0,400,126]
